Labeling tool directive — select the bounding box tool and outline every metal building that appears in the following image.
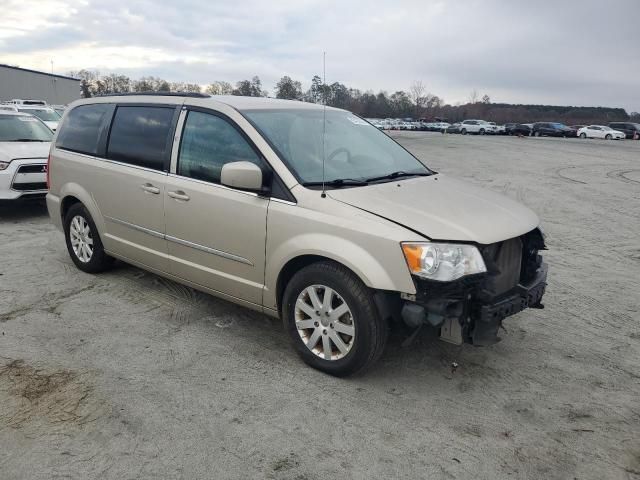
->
[0,64,80,105]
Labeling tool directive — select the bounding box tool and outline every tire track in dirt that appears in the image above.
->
[606,169,640,185]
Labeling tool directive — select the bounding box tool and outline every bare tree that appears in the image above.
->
[482,94,491,104]
[409,81,426,118]
[469,89,479,104]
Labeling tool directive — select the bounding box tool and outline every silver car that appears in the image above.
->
[47,94,548,376]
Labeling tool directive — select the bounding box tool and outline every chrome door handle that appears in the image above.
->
[141,183,160,194]
[168,190,190,201]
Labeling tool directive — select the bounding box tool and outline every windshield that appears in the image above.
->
[18,108,60,122]
[0,115,53,141]
[243,109,431,185]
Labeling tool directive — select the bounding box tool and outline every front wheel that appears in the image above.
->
[605,134,612,140]
[282,261,387,376]
[479,129,485,135]
[64,203,113,273]
[534,131,541,137]
[580,133,587,139]
[461,128,467,135]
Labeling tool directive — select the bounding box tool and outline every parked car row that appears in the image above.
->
[442,120,640,140]
[0,99,66,131]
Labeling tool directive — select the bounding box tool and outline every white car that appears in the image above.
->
[460,120,497,135]
[0,104,61,131]
[0,110,52,201]
[577,125,625,140]
[488,122,505,134]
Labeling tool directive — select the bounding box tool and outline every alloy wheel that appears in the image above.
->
[69,215,94,263]
[294,285,355,361]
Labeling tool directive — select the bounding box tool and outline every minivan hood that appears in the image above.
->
[329,174,539,245]
[0,142,50,163]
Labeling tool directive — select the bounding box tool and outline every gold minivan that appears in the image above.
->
[47,93,548,376]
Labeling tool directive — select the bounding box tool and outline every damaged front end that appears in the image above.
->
[395,228,548,346]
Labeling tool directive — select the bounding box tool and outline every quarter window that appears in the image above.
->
[106,106,175,170]
[55,104,112,155]
[178,111,265,184]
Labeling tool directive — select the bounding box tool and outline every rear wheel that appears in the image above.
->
[479,128,485,135]
[461,128,467,135]
[534,131,541,137]
[64,203,113,273]
[282,261,387,376]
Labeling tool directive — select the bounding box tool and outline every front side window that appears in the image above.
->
[244,109,431,185]
[106,106,175,170]
[56,104,112,155]
[178,110,265,184]
[0,115,53,142]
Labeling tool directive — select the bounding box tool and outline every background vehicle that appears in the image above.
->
[444,123,462,134]
[460,120,496,135]
[608,122,640,139]
[47,94,547,376]
[577,125,625,140]
[532,122,576,137]
[0,110,52,200]
[488,122,505,134]
[505,123,533,136]
[0,104,61,131]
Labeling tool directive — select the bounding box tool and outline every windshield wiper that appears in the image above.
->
[9,138,47,142]
[365,171,432,183]
[302,178,368,188]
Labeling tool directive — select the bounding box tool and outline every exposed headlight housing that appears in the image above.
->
[401,242,487,281]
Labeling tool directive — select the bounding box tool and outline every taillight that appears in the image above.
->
[46,153,51,190]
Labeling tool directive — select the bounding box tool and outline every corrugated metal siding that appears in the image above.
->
[0,66,80,105]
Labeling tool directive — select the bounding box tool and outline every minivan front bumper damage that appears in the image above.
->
[393,229,548,346]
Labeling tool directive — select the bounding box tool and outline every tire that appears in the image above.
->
[534,131,541,137]
[479,129,485,135]
[580,133,587,139]
[282,261,387,377]
[605,134,612,140]
[64,203,113,273]
[461,128,467,135]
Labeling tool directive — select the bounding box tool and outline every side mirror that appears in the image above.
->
[221,161,265,193]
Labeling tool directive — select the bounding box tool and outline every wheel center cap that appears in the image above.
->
[321,317,330,327]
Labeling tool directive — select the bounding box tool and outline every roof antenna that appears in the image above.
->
[321,51,327,199]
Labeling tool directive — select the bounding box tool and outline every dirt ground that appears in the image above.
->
[1,133,638,480]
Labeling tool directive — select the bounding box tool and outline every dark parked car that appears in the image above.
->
[505,123,532,136]
[609,122,640,139]
[444,123,462,134]
[532,122,576,138]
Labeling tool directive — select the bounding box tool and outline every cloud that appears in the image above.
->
[1,0,639,111]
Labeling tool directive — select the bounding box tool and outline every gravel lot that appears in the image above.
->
[1,133,639,480]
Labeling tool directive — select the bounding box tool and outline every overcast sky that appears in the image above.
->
[1,0,639,112]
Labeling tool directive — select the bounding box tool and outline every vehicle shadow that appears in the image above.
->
[0,199,48,221]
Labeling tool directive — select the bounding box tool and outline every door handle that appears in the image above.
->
[168,190,190,201]
[140,183,160,194]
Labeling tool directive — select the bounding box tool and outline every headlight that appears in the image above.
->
[0,160,11,171]
[401,242,487,281]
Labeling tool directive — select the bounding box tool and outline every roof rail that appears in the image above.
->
[94,92,210,98]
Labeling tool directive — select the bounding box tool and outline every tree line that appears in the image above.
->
[68,70,636,125]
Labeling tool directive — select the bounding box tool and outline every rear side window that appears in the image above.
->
[177,110,265,184]
[56,104,112,155]
[106,106,175,171]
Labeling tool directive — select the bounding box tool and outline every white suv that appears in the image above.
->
[0,110,52,200]
[0,104,61,131]
[460,120,497,135]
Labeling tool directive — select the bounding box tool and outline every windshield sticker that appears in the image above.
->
[347,115,369,126]
[18,117,39,122]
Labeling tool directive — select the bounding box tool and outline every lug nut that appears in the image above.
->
[323,329,327,335]
[314,321,319,327]
[330,323,334,329]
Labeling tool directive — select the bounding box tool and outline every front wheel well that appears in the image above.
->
[276,255,362,316]
[60,195,82,221]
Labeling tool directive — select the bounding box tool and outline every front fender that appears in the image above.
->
[263,231,417,311]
